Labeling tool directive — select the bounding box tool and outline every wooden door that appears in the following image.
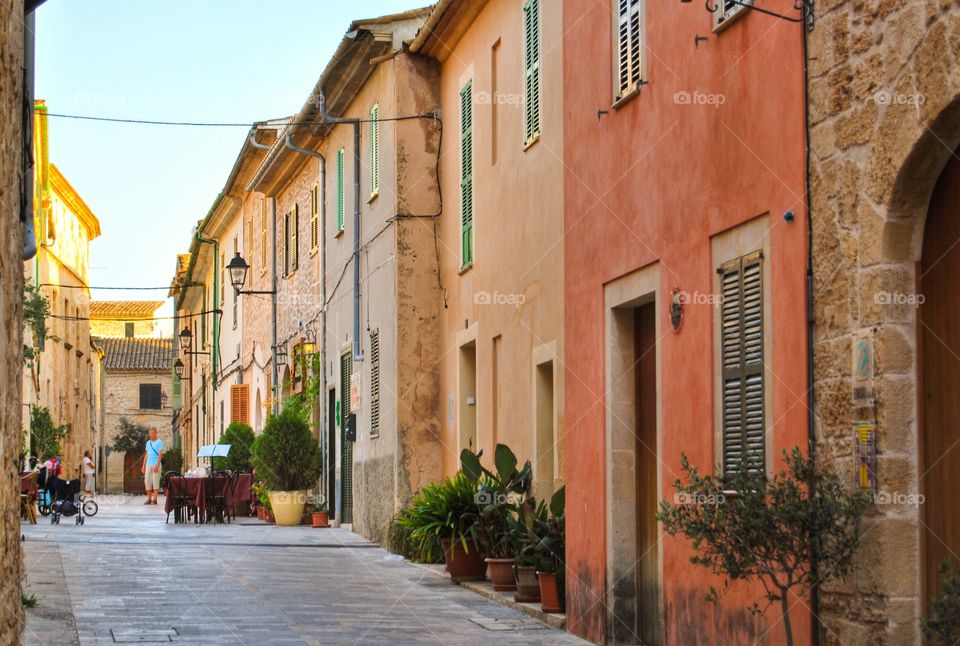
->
[920,145,960,600]
[123,450,145,493]
[635,303,661,645]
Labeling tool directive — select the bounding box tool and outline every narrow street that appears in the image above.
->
[21,497,587,646]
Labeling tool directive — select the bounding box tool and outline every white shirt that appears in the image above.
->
[82,456,95,476]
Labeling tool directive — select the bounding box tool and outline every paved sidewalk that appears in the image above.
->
[22,495,589,645]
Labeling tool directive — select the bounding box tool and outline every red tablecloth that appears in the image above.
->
[165,474,253,520]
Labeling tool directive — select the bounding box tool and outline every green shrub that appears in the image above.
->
[250,398,321,491]
[396,471,482,560]
[460,443,532,558]
[28,406,69,461]
[212,422,255,473]
[385,514,443,564]
[161,436,183,485]
[111,417,149,454]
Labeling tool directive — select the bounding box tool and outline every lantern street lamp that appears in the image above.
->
[178,327,209,356]
[274,345,288,368]
[228,252,275,295]
[173,358,187,380]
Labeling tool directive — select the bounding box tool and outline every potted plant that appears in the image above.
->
[250,398,321,526]
[460,444,532,591]
[510,497,545,603]
[397,472,486,581]
[252,481,271,522]
[309,495,329,528]
[533,486,566,613]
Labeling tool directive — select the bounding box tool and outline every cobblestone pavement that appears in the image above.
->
[22,495,589,645]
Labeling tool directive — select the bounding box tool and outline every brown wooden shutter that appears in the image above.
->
[310,184,319,250]
[230,384,249,424]
[720,251,764,476]
[264,372,273,413]
[291,204,299,271]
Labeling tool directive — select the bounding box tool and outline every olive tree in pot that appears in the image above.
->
[250,398,321,526]
[460,444,532,592]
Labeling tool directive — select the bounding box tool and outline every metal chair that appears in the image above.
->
[205,472,231,524]
[163,472,188,524]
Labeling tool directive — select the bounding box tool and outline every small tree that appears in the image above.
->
[23,287,49,362]
[657,448,872,646]
[112,417,150,454]
[28,405,69,461]
[924,560,960,643]
[250,397,321,492]
[161,436,184,475]
[212,422,255,473]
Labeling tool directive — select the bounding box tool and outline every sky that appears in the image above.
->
[35,0,426,330]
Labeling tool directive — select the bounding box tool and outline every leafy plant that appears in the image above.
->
[396,472,482,560]
[23,287,49,352]
[460,444,533,558]
[657,448,872,646]
[923,560,960,644]
[212,422,255,473]
[386,514,444,564]
[308,495,328,512]
[160,436,183,486]
[28,406,68,461]
[20,592,38,608]
[252,481,271,510]
[111,417,149,454]
[521,486,565,574]
[251,398,321,491]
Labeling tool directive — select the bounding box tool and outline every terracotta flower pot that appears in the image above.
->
[537,571,565,613]
[265,508,275,524]
[485,558,517,591]
[514,565,541,603]
[440,537,486,582]
[312,511,329,528]
[256,506,265,521]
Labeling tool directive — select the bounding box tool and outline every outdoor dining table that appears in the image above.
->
[164,473,253,523]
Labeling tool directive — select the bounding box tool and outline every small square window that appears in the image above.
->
[124,322,134,338]
[140,383,162,410]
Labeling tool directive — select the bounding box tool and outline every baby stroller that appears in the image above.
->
[50,478,89,525]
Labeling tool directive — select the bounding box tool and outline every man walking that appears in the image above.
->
[141,427,164,505]
[81,450,95,496]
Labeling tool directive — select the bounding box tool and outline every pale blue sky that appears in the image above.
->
[35,1,425,319]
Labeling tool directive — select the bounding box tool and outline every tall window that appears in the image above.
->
[369,104,380,197]
[336,148,345,233]
[284,204,299,276]
[719,251,765,476]
[460,80,474,267]
[369,329,380,437]
[139,383,162,410]
[615,0,642,100]
[260,197,268,273]
[310,183,319,251]
[523,0,542,145]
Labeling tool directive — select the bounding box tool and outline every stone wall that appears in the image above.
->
[0,3,24,642]
[808,0,960,643]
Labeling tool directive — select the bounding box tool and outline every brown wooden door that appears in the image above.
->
[635,303,661,645]
[920,145,960,600]
[123,451,145,494]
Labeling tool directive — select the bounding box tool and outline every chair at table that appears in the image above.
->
[205,471,231,524]
[164,471,188,524]
[20,472,38,525]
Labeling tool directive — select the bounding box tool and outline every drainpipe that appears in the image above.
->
[801,17,821,646]
[318,93,364,363]
[284,132,328,498]
[247,133,280,414]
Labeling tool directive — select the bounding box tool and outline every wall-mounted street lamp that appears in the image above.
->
[178,327,210,356]
[302,323,318,355]
[173,358,188,380]
[227,252,276,295]
[274,345,288,368]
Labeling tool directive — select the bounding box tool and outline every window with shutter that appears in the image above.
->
[460,80,474,267]
[139,383,162,410]
[264,371,273,413]
[336,148,345,233]
[260,198,268,274]
[719,251,765,477]
[370,330,380,436]
[714,0,753,30]
[230,383,249,424]
[282,209,289,276]
[291,204,299,272]
[370,104,380,197]
[310,183,319,251]
[615,0,643,99]
[523,0,541,145]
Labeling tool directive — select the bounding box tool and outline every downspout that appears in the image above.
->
[247,133,279,414]
[284,132,327,497]
[801,16,820,646]
[318,94,364,363]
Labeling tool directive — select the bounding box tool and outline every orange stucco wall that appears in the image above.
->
[562,0,809,643]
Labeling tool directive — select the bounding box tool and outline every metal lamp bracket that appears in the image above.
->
[704,0,815,31]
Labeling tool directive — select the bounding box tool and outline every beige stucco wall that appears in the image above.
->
[808,0,960,643]
[99,370,173,493]
[435,0,565,493]
[90,317,158,338]
[239,189,272,434]
[1,4,25,640]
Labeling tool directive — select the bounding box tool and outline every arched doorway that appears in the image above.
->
[920,144,960,599]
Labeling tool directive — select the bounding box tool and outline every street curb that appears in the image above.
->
[407,561,566,629]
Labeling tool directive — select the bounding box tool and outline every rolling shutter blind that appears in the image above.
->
[370,330,380,436]
[310,183,319,251]
[460,81,474,267]
[230,383,249,424]
[260,198,268,272]
[336,149,345,232]
[720,251,765,476]
[291,204,299,272]
[523,0,541,143]
[617,0,642,98]
[370,104,380,195]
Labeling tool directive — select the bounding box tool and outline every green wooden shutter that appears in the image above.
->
[340,352,353,523]
[460,81,474,267]
[370,329,380,436]
[370,104,380,196]
[336,148,345,232]
[523,0,541,143]
[720,251,765,476]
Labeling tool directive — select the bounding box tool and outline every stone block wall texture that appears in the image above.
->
[0,3,24,643]
[808,0,960,643]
